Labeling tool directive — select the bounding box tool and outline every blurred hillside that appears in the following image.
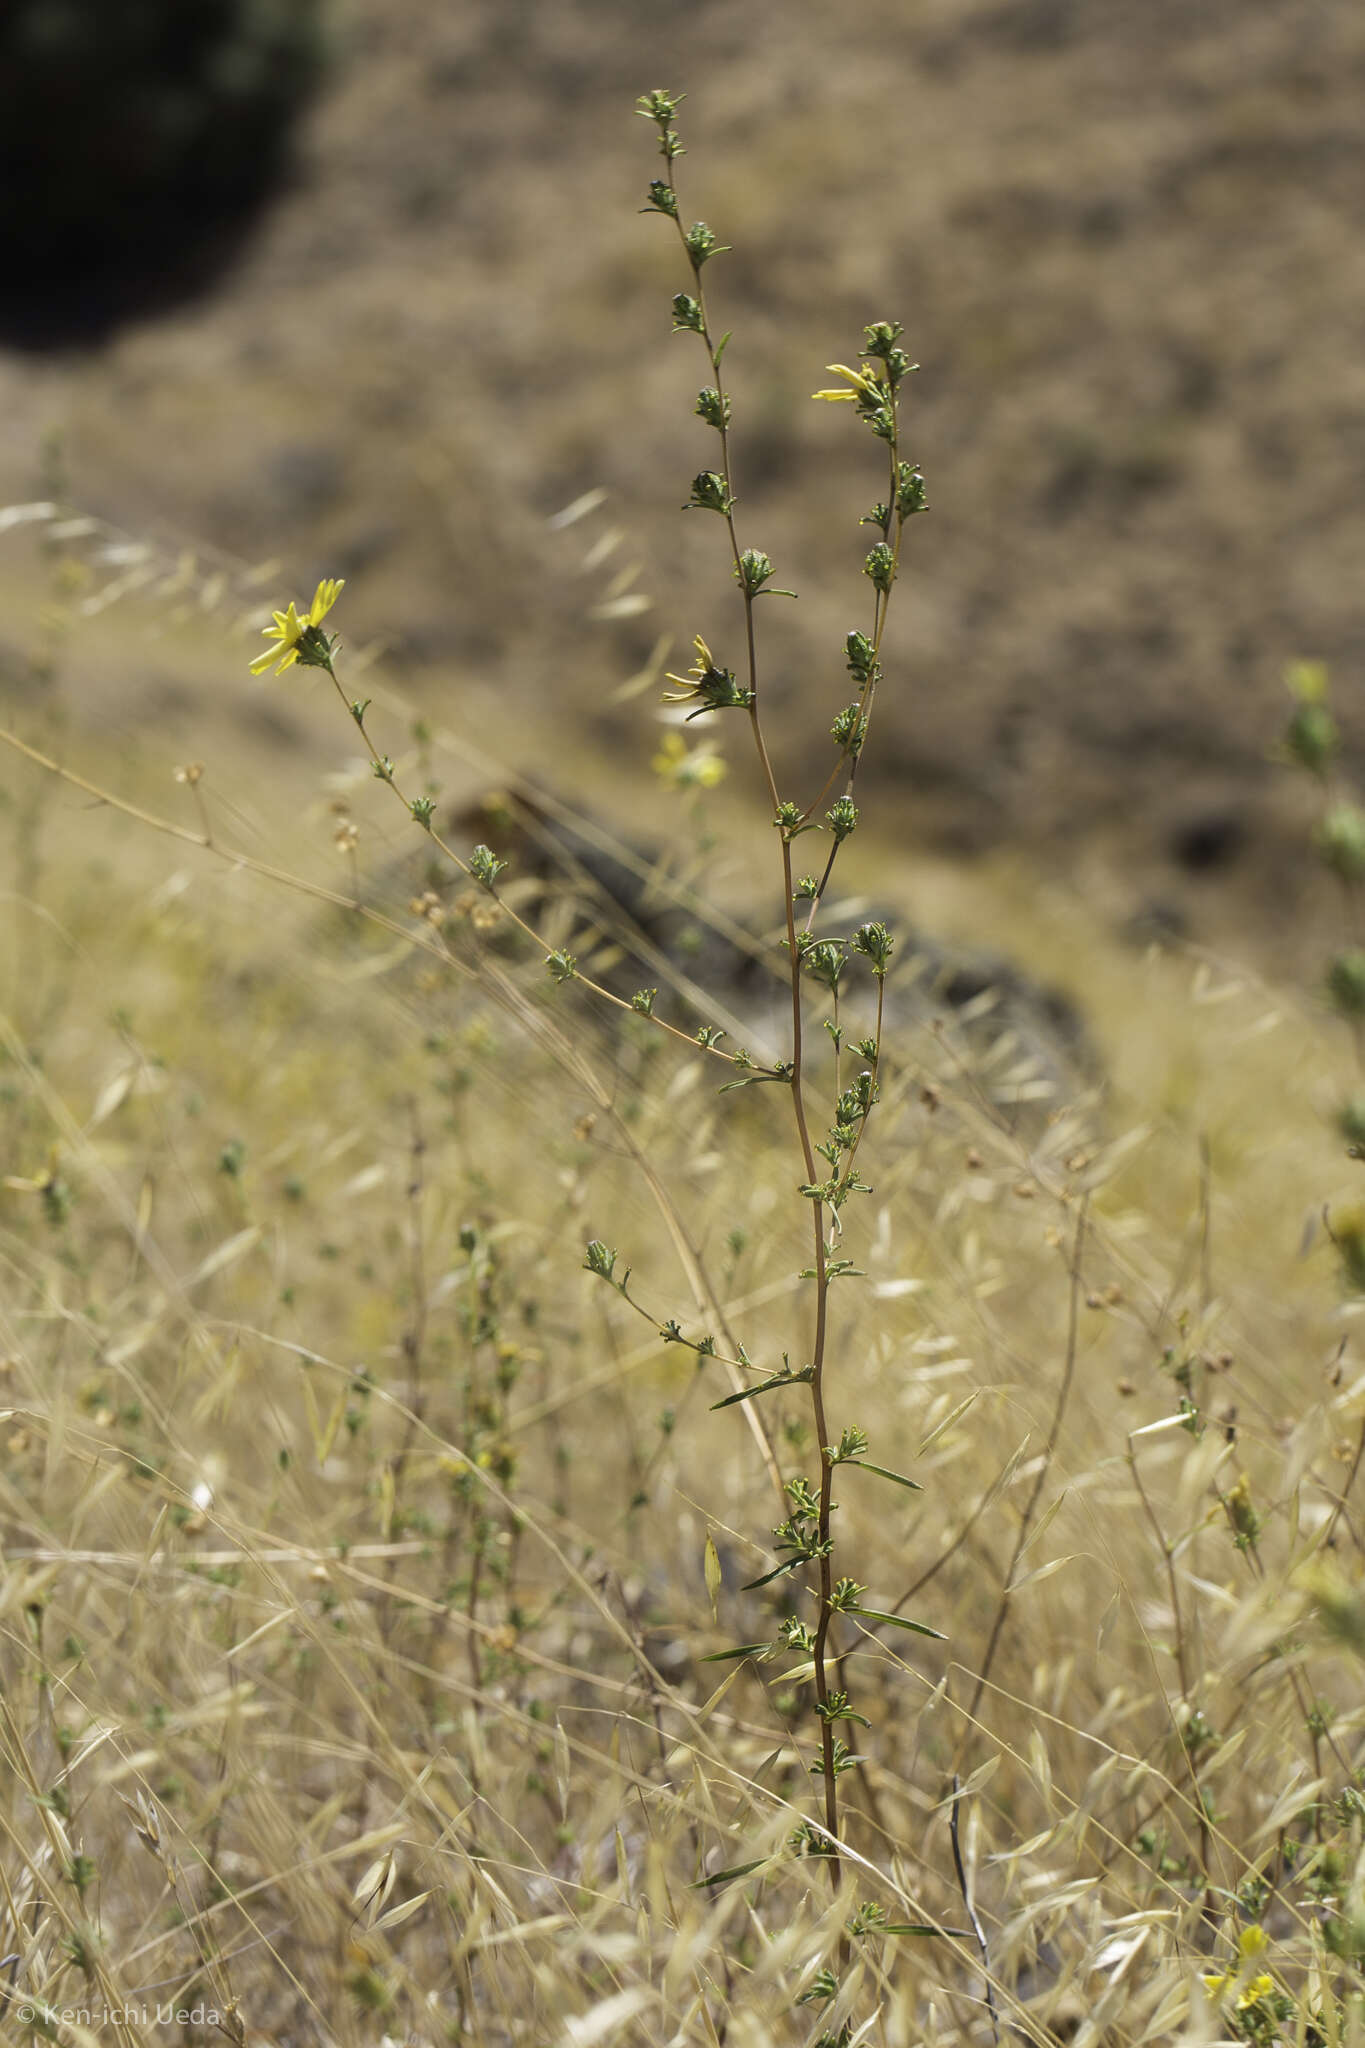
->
[0,0,1362,965]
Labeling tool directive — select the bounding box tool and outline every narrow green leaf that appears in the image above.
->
[699,1643,772,1664]
[691,1855,769,1889]
[848,1459,923,1494]
[885,1922,953,1938]
[711,1366,812,1411]
[848,1606,947,1640]
[741,1559,804,1591]
[718,1069,795,1093]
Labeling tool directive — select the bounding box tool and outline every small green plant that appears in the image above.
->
[632,99,935,1970]
[1279,659,1365,1287]
[241,86,938,2023]
[1281,663,1362,1065]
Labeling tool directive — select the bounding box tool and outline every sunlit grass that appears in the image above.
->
[0,78,1363,2033]
[1,614,1362,2040]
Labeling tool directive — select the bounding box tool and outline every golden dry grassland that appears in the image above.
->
[0,529,1363,2043]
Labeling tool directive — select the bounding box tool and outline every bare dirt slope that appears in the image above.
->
[0,0,1361,969]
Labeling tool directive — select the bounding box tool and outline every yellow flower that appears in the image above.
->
[1204,1930,1278,2012]
[249,577,345,676]
[811,360,881,402]
[662,633,715,698]
[1286,658,1329,704]
[651,730,726,790]
[1237,1975,1275,2010]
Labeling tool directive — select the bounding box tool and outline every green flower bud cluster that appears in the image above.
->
[642,178,678,218]
[684,220,729,267]
[862,319,914,381]
[862,542,895,594]
[1318,803,1365,884]
[774,800,816,839]
[1287,702,1339,775]
[896,461,928,518]
[1282,660,1340,777]
[635,87,686,163]
[583,1238,620,1282]
[695,386,730,430]
[1328,951,1365,1016]
[686,470,734,515]
[800,937,845,995]
[831,703,868,756]
[863,466,925,530]
[834,1071,877,1127]
[468,843,508,890]
[735,547,773,594]
[851,921,893,976]
[826,796,859,842]
[845,630,878,685]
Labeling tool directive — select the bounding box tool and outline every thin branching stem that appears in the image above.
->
[656,139,851,1867]
[950,1776,1000,2046]
[316,660,758,1071]
[1127,1443,1214,1895]
[964,1195,1089,1739]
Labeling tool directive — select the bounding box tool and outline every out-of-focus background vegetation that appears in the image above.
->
[1,0,1362,965]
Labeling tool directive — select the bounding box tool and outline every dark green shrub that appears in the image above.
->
[0,0,330,343]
